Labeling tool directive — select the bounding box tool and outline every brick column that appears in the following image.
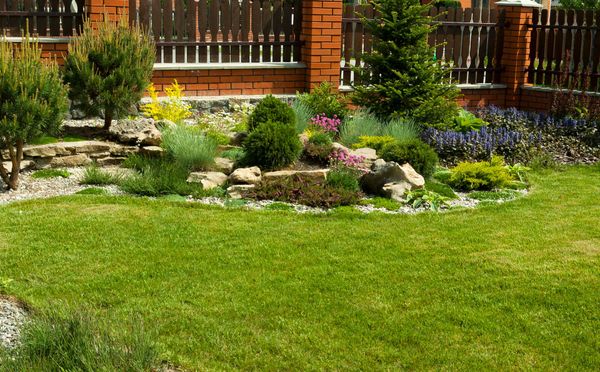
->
[85,0,129,25]
[496,0,541,108]
[301,0,343,91]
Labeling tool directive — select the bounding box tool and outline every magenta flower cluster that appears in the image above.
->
[311,114,341,133]
[329,148,368,173]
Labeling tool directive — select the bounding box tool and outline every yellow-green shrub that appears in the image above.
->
[141,80,192,123]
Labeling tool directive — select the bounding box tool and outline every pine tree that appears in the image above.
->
[63,17,155,130]
[0,36,69,190]
[351,0,459,127]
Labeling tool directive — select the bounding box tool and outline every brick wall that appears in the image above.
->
[22,0,600,111]
[152,68,306,96]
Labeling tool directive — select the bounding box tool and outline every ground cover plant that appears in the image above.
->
[31,169,70,179]
[0,166,598,369]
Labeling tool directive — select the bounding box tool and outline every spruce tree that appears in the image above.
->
[351,0,459,127]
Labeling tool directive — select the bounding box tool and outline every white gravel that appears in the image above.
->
[0,167,526,214]
[0,297,27,349]
[0,167,123,205]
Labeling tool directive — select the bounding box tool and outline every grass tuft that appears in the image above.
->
[0,308,159,371]
[31,169,70,179]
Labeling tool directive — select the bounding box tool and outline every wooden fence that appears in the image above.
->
[528,9,600,92]
[341,5,506,86]
[129,0,303,64]
[0,0,84,36]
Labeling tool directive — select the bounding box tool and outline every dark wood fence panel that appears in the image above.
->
[341,5,505,87]
[528,9,600,92]
[130,0,303,64]
[0,0,84,36]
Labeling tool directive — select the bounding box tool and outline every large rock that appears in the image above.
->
[23,144,71,158]
[361,160,424,199]
[351,147,378,168]
[139,146,164,156]
[2,160,35,173]
[213,157,235,174]
[110,144,139,157]
[382,182,413,202]
[227,184,255,199]
[263,169,329,182]
[229,166,261,185]
[63,141,112,154]
[50,154,92,167]
[109,118,162,146]
[187,171,228,190]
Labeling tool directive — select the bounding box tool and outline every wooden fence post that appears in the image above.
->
[496,0,541,108]
[301,0,343,91]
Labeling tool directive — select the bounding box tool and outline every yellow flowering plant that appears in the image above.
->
[141,80,192,123]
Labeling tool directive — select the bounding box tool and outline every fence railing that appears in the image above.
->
[528,9,600,92]
[129,0,303,64]
[0,0,84,36]
[340,5,506,87]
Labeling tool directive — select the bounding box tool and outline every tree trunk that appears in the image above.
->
[0,140,22,190]
[103,111,113,131]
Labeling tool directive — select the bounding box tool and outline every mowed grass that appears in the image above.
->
[0,166,599,370]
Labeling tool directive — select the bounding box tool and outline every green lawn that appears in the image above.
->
[1,166,599,370]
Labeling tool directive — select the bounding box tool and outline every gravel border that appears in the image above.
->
[0,296,28,350]
[0,167,527,214]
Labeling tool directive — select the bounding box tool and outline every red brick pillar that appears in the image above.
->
[301,0,343,91]
[85,0,129,26]
[496,0,541,108]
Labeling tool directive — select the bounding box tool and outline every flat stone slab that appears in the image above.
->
[263,169,329,181]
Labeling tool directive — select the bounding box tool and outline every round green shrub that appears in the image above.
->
[304,132,334,164]
[380,139,439,178]
[243,120,302,170]
[247,95,295,132]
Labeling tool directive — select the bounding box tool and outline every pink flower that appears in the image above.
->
[329,148,368,174]
[311,114,341,133]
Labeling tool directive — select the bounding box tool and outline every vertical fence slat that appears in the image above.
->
[272,0,282,63]
[221,0,232,63]
[251,0,260,62]
[231,0,240,63]
[543,10,557,86]
[174,0,185,63]
[163,0,173,63]
[591,12,600,91]
[187,0,198,63]
[282,0,292,62]
[240,0,250,62]
[292,0,301,62]
[208,0,219,63]
[198,0,208,63]
[152,0,161,62]
[36,0,47,36]
[261,0,272,62]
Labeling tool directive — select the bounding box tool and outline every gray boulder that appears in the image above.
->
[213,157,235,175]
[361,160,425,199]
[229,166,261,185]
[110,118,162,146]
[187,171,228,190]
[227,184,255,199]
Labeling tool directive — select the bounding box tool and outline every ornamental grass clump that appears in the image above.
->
[161,125,218,170]
[63,17,155,130]
[0,308,159,371]
[0,35,69,190]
